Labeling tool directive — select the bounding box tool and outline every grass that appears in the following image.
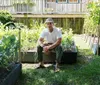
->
[15,55,100,85]
[15,35,100,85]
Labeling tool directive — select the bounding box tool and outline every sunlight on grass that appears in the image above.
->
[74,35,94,56]
[74,35,90,49]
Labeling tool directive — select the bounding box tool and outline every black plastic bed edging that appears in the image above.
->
[0,63,22,85]
[61,51,77,64]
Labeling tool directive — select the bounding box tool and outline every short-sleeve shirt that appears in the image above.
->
[40,28,62,43]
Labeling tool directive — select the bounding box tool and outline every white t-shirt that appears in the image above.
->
[40,27,62,43]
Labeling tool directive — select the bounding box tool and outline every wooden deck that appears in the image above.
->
[12,14,86,18]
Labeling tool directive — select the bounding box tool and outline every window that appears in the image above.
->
[68,0,79,3]
[57,0,66,2]
[47,0,56,2]
[47,0,79,3]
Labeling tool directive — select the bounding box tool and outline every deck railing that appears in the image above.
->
[0,0,89,14]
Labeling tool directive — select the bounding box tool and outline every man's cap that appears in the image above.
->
[45,18,54,23]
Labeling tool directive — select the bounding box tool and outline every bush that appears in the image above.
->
[0,34,19,68]
[84,1,100,35]
[0,21,45,52]
[83,15,97,35]
[0,10,13,24]
[62,29,74,51]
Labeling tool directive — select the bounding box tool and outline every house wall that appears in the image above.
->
[45,0,88,13]
[0,0,13,12]
[0,0,89,14]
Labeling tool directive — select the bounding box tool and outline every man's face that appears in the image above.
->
[46,22,53,30]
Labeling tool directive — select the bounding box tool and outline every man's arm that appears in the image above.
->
[48,38,62,49]
[38,38,44,47]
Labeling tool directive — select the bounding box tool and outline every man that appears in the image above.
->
[37,18,63,72]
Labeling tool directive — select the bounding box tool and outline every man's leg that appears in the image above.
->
[37,45,45,68]
[54,45,63,72]
[55,45,63,63]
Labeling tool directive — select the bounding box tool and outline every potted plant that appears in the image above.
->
[0,34,22,85]
[61,29,77,64]
[13,0,35,13]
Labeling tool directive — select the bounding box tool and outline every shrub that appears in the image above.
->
[0,10,13,24]
[62,29,75,51]
[0,34,19,68]
[84,1,100,35]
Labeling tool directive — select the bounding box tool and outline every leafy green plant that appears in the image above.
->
[0,34,19,68]
[21,23,45,51]
[83,15,97,35]
[0,21,45,52]
[83,1,100,35]
[62,29,74,51]
[0,10,13,24]
[87,1,100,25]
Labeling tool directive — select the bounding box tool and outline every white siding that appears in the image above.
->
[0,0,13,13]
[33,0,45,14]
[0,0,89,14]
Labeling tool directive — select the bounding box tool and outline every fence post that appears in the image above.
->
[97,25,100,55]
[80,0,82,12]
[18,28,21,62]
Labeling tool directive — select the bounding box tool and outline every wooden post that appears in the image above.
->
[80,0,82,13]
[97,25,100,55]
[18,28,21,62]
[96,2,100,56]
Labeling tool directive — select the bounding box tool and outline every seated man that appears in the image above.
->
[37,18,63,72]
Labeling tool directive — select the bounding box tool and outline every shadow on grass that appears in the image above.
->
[15,56,100,85]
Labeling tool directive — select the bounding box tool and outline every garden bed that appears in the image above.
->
[0,63,22,85]
[21,49,56,63]
[61,51,77,64]
[21,44,77,64]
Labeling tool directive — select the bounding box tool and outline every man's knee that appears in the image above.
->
[55,45,62,51]
[37,45,43,51]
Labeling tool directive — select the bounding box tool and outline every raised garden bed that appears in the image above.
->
[61,51,77,64]
[61,31,78,64]
[21,50,56,63]
[20,43,77,64]
[61,42,77,64]
[0,63,22,85]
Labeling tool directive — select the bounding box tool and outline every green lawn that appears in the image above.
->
[15,55,100,85]
[15,35,100,85]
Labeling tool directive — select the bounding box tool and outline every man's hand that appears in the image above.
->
[43,46,51,52]
[43,46,51,55]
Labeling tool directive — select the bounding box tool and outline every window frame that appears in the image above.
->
[68,0,79,4]
[47,0,57,3]
[56,0,80,4]
[46,0,80,4]
[57,0,67,3]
